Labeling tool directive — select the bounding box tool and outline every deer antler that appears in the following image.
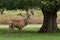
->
[30,10,34,15]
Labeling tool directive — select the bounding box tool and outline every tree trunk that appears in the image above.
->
[26,9,30,19]
[0,9,4,14]
[37,10,60,33]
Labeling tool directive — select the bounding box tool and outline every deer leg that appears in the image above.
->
[8,24,14,33]
[18,27,22,33]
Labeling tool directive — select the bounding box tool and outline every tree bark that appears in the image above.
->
[37,10,60,33]
[0,9,4,14]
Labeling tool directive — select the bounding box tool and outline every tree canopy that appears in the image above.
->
[0,0,60,11]
[0,0,35,10]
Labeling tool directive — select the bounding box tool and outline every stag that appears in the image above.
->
[9,19,27,33]
[8,10,42,33]
[8,12,29,33]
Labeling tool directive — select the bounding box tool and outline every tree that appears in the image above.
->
[36,0,60,33]
[0,0,60,33]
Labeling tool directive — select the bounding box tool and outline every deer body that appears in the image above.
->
[9,19,28,33]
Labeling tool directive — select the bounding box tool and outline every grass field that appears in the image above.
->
[0,24,60,40]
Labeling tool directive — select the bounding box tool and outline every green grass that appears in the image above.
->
[0,24,60,40]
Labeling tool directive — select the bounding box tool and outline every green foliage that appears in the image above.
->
[35,0,60,12]
[0,0,35,10]
[0,0,60,11]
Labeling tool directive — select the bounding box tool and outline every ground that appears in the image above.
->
[0,24,60,40]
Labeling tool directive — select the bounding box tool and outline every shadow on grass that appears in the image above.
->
[0,28,38,34]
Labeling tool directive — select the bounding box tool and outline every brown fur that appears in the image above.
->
[9,19,27,33]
